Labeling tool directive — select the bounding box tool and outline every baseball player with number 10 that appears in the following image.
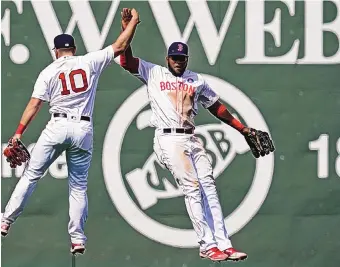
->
[1,9,140,255]
[119,9,275,262]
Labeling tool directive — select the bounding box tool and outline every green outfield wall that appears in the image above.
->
[1,1,339,267]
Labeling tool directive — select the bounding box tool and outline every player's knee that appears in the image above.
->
[199,175,215,186]
[184,182,200,197]
[200,175,218,195]
[22,166,45,182]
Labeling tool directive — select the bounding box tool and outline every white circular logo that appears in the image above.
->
[102,74,274,248]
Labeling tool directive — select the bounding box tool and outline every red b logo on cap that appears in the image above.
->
[177,44,183,52]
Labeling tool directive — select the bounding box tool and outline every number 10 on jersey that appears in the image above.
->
[59,69,88,95]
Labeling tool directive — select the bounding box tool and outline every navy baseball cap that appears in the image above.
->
[53,34,76,50]
[167,42,189,57]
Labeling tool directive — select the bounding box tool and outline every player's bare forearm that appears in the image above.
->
[112,9,140,58]
[13,97,43,138]
[208,100,249,134]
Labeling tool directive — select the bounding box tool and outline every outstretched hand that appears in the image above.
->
[121,8,140,30]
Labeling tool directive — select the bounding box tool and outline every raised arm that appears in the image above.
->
[112,8,140,58]
[119,8,140,73]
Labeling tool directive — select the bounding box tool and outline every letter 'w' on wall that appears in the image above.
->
[149,0,239,65]
[30,0,121,58]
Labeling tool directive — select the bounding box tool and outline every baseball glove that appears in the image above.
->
[243,128,275,158]
[3,138,30,168]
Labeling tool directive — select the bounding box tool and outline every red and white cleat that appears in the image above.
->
[1,222,10,237]
[200,247,229,262]
[223,247,248,261]
[70,243,86,255]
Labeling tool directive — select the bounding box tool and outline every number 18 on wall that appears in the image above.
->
[309,134,340,179]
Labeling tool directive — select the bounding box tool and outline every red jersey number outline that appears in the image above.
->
[59,69,88,95]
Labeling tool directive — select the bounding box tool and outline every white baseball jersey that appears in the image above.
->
[32,45,114,117]
[134,59,219,129]
[2,46,116,244]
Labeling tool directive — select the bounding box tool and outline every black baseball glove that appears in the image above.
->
[243,128,275,158]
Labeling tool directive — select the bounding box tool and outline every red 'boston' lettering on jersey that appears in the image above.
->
[159,81,196,95]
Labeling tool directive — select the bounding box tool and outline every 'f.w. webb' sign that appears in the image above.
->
[3,0,340,64]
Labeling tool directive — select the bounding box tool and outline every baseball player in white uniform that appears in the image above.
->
[1,9,140,255]
[118,9,273,262]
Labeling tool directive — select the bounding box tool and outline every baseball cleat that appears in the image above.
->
[223,247,248,261]
[1,222,10,237]
[70,243,86,255]
[200,247,229,262]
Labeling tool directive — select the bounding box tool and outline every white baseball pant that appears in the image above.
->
[153,129,232,252]
[2,115,93,244]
